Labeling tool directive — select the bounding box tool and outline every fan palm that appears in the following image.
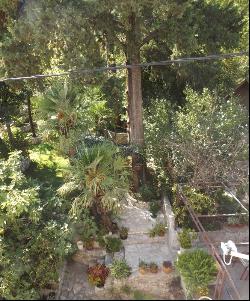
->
[59,142,130,230]
[37,81,79,137]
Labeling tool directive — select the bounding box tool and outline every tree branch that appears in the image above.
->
[140,23,168,48]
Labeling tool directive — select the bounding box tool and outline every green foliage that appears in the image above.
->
[145,88,248,195]
[110,259,131,279]
[104,236,123,253]
[227,214,249,225]
[0,150,75,299]
[177,228,197,249]
[139,184,157,202]
[64,142,130,223]
[0,151,40,224]
[175,249,217,296]
[173,186,216,228]
[149,201,161,218]
[71,209,98,243]
[148,223,167,238]
[212,189,243,214]
[173,88,248,190]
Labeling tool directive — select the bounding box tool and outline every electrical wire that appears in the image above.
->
[0,51,248,82]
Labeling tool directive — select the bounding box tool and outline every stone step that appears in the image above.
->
[123,233,168,245]
[124,242,174,271]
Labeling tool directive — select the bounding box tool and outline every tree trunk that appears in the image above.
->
[93,198,114,232]
[5,121,14,146]
[127,13,144,147]
[27,96,36,137]
[126,12,145,191]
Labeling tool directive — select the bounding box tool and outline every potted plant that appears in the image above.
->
[87,264,109,288]
[162,261,173,273]
[119,227,129,240]
[149,223,167,238]
[110,259,131,279]
[149,262,159,273]
[104,236,123,254]
[138,260,149,274]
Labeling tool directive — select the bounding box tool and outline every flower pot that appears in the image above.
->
[76,240,84,250]
[163,266,173,273]
[162,261,173,274]
[139,267,149,275]
[150,266,158,273]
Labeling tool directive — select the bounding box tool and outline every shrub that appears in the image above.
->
[104,236,123,253]
[70,209,98,243]
[149,223,167,237]
[87,264,109,287]
[228,214,249,225]
[178,228,197,249]
[139,184,156,202]
[110,259,131,279]
[173,186,216,228]
[149,201,161,218]
[175,249,217,296]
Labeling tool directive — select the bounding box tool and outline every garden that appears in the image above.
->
[0,1,249,300]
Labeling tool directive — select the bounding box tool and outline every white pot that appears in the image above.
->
[76,240,84,250]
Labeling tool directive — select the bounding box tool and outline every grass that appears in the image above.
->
[25,143,69,194]
[28,143,69,177]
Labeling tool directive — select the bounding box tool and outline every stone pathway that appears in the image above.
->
[57,195,182,300]
[117,195,176,271]
[58,260,95,300]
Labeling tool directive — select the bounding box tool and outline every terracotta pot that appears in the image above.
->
[162,261,173,273]
[163,266,173,273]
[150,267,158,273]
[139,267,149,274]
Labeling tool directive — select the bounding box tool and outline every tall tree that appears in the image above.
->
[0,0,245,186]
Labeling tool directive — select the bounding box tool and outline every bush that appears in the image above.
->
[110,259,131,279]
[175,249,217,296]
[139,184,156,202]
[173,186,216,228]
[177,228,197,249]
[104,236,123,253]
[149,223,167,237]
[70,209,98,243]
[149,201,161,218]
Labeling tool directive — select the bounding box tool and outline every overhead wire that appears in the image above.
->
[0,51,248,82]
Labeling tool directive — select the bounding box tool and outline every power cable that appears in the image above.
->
[0,51,248,82]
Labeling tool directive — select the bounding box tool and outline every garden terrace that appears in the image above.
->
[176,185,249,300]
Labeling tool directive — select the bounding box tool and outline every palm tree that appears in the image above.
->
[58,142,130,231]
